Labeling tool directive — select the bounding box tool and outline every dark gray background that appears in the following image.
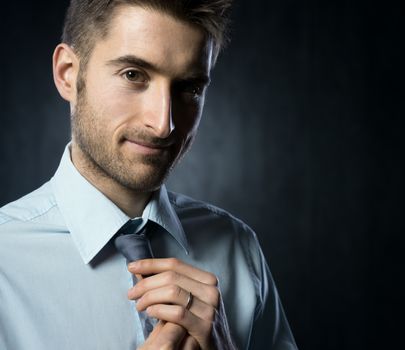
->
[1,1,404,349]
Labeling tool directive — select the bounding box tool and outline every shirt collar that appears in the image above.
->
[50,143,188,264]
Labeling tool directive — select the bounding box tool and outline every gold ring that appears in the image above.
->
[185,291,193,310]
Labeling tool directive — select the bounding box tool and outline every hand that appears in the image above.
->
[128,258,236,350]
[139,320,198,349]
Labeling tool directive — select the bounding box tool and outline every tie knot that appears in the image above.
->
[114,220,153,262]
[119,219,147,236]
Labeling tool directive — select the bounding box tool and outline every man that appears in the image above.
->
[0,1,297,349]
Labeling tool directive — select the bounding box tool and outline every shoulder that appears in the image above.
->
[0,182,57,227]
[168,190,253,232]
[168,190,264,264]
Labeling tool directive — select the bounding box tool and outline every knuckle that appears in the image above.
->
[168,284,181,299]
[167,257,180,269]
[164,271,178,284]
[137,259,148,269]
[207,286,220,307]
[205,306,217,322]
[142,290,153,304]
[173,305,187,321]
[205,272,219,286]
[134,281,145,293]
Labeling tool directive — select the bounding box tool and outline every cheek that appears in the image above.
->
[87,85,143,130]
[172,100,203,136]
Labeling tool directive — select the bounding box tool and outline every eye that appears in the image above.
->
[178,83,204,99]
[122,69,148,83]
[188,86,203,96]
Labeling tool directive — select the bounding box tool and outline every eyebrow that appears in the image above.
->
[106,54,211,86]
[106,55,157,72]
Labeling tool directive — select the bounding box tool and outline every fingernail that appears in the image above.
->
[128,261,138,269]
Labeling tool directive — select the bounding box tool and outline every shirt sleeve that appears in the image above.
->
[247,228,298,350]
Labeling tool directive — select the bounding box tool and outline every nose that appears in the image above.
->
[142,81,174,139]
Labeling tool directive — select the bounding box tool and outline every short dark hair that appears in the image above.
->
[62,0,233,68]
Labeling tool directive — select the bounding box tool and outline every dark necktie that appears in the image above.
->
[114,220,156,339]
[114,220,154,262]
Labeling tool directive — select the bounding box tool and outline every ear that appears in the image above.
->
[52,43,80,103]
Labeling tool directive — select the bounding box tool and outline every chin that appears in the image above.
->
[116,164,170,193]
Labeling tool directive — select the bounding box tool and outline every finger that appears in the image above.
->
[135,285,217,322]
[143,320,164,343]
[180,335,200,350]
[128,258,218,286]
[129,271,220,309]
[141,322,187,349]
[146,304,212,349]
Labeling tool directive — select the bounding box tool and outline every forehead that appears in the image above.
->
[90,5,213,76]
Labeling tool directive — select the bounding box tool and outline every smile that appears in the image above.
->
[124,139,168,155]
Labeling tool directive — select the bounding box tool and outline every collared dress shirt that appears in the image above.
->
[0,144,297,350]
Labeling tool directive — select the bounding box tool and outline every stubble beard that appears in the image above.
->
[71,85,182,194]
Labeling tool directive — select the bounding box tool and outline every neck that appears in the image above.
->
[70,143,151,218]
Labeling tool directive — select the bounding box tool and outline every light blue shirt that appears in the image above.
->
[0,144,297,350]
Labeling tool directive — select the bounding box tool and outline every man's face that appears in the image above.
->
[72,5,212,192]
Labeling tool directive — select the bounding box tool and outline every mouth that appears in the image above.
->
[123,138,173,155]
